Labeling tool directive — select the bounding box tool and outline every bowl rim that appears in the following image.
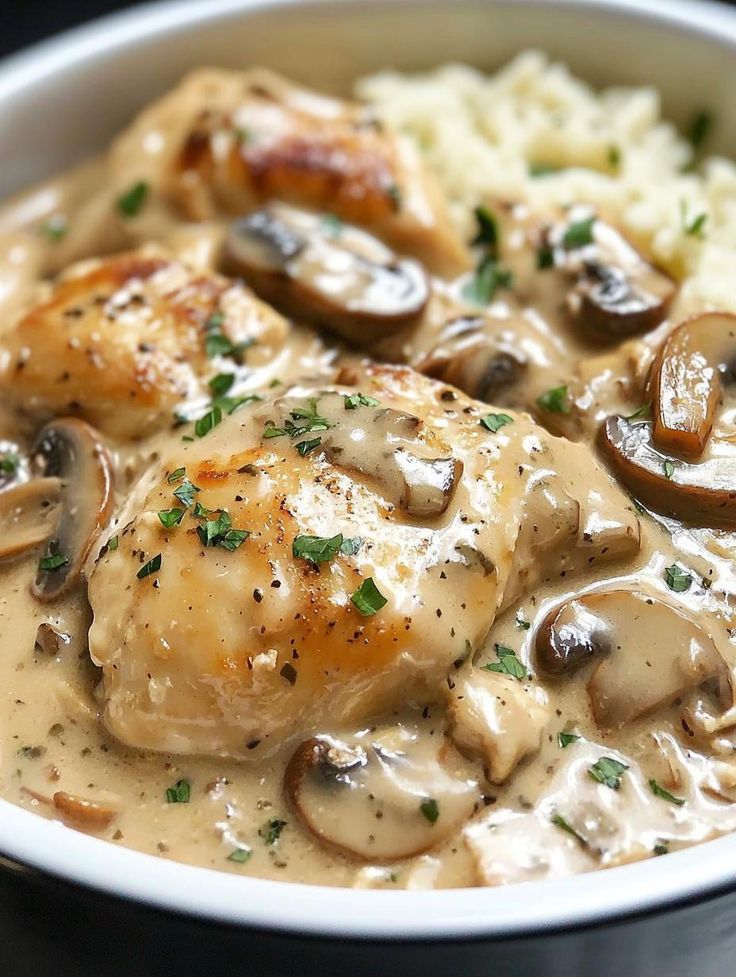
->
[3,0,736,942]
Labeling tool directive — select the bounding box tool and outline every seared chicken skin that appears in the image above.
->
[0,249,288,440]
[110,68,469,277]
[88,364,639,759]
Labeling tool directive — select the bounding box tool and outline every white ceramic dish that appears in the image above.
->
[2,2,736,974]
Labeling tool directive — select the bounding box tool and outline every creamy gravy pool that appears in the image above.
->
[0,66,735,890]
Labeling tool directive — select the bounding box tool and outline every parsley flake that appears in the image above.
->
[558,731,581,749]
[173,478,200,508]
[516,611,531,631]
[165,779,191,804]
[653,842,670,856]
[167,467,186,484]
[322,213,343,236]
[344,392,380,410]
[296,436,322,457]
[209,373,235,397]
[649,779,685,806]
[664,460,675,480]
[292,533,345,564]
[482,643,527,680]
[529,162,559,178]
[420,798,440,824]
[680,201,707,238]
[664,564,693,593]
[562,216,595,249]
[551,812,587,847]
[470,204,499,256]
[351,577,387,616]
[481,412,513,434]
[228,847,252,864]
[116,181,149,218]
[158,508,185,529]
[462,255,514,306]
[260,818,287,845]
[107,535,119,551]
[38,553,68,572]
[0,452,20,475]
[589,756,628,790]
[537,245,555,270]
[137,554,162,579]
[195,405,223,439]
[625,403,652,421]
[687,110,713,150]
[40,215,68,241]
[537,385,570,414]
[197,510,250,551]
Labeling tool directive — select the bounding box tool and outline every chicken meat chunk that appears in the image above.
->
[0,248,289,440]
[87,364,640,759]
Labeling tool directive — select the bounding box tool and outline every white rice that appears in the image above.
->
[357,51,736,314]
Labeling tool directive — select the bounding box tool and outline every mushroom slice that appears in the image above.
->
[535,589,728,728]
[447,669,550,784]
[223,204,430,345]
[52,791,116,831]
[650,313,736,458]
[551,212,676,342]
[598,414,736,527]
[34,622,71,656]
[0,477,61,561]
[285,734,478,861]
[31,418,113,601]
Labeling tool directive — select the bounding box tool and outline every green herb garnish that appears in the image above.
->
[38,553,68,572]
[480,412,513,434]
[260,818,287,845]
[687,110,713,150]
[462,255,513,306]
[664,460,675,480]
[228,848,252,864]
[420,798,439,824]
[351,577,387,616]
[471,204,499,256]
[116,181,149,218]
[107,535,119,551]
[165,779,191,804]
[589,756,628,790]
[516,611,531,631]
[649,779,685,806]
[209,373,235,397]
[40,215,68,241]
[292,533,361,564]
[296,437,322,457]
[322,213,343,236]
[195,405,223,439]
[482,643,527,680]
[558,731,581,749]
[562,216,595,249]
[664,564,693,593]
[344,392,380,410]
[158,508,185,529]
[529,162,559,178]
[167,467,186,484]
[551,812,587,847]
[137,554,162,579]
[625,403,652,421]
[537,385,570,414]
[537,245,555,270]
[197,510,249,551]
[607,145,621,170]
[0,452,20,475]
[173,477,200,508]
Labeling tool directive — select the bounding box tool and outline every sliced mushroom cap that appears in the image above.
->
[224,204,430,345]
[649,312,736,458]
[536,588,728,727]
[598,414,736,527]
[0,477,61,562]
[416,317,528,402]
[285,733,478,861]
[31,418,113,601]
[552,213,676,342]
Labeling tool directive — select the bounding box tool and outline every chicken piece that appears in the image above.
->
[447,669,550,783]
[110,68,469,277]
[0,249,288,440]
[87,365,640,759]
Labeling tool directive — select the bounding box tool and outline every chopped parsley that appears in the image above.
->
[649,779,685,807]
[537,385,570,414]
[351,577,387,616]
[197,510,249,551]
[529,162,559,178]
[420,798,440,824]
[470,204,499,256]
[0,451,19,474]
[687,110,713,150]
[165,779,191,804]
[562,216,595,249]
[480,412,513,434]
[664,564,693,593]
[167,467,186,484]
[322,213,343,237]
[653,842,670,856]
[194,405,223,439]
[158,508,185,529]
[664,460,675,480]
[173,477,200,508]
[292,533,362,564]
[209,373,235,397]
[203,311,254,361]
[296,436,322,457]
[38,553,68,572]
[264,399,331,452]
[107,535,119,551]
[681,203,708,239]
[260,818,287,845]
[344,392,380,410]
[589,756,628,790]
[558,731,581,749]
[551,812,586,847]
[515,612,531,632]
[40,214,69,241]
[386,183,402,210]
[607,144,621,170]
[461,255,513,306]
[137,554,162,579]
[116,181,149,218]
[536,244,555,270]
[228,848,252,864]
[482,643,527,680]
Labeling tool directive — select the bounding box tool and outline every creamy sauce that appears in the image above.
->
[0,66,735,891]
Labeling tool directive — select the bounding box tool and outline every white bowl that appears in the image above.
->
[2,2,736,974]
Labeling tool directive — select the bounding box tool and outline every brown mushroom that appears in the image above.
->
[598,414,736,527]
[415,317,528,402]
[0,477,61,561]
[34,622,71,656]
[223,204,430,345]
[31,418,113,601]
[550,211,676,342]
[284,734,477,861]
[649,312,736,458]
[536,588,729,728]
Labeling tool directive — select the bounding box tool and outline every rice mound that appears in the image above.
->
[357,51,736,315]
